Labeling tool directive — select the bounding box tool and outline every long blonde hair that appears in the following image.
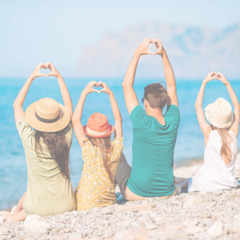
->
[88,136,114,182]
[211,125,233,165]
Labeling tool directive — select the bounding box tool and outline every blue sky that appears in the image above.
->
[0,0,239,78]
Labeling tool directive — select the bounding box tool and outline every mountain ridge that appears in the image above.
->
[78,22,240,79]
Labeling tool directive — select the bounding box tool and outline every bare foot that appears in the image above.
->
[0,211,9,224]
[10,206,18,215]
[6,210,26,222]
[6,213,15,222]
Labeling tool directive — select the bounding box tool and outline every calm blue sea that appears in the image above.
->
[0,77,240,210]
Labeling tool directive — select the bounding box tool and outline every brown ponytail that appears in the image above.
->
[35,130,71,180]
[88,137,114,182]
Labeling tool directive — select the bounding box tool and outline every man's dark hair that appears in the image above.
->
[143,83,171,110]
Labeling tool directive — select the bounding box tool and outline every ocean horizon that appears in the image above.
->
[0,77,240,210]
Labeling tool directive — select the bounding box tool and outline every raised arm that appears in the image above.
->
[195,72,216,144]
[122,38,154,114]
[99,82,122,138]
[13,63,47,123]
[72,81,98,147]
[217,73,240,136]
[153,39,178,107]
[47,62,73,116]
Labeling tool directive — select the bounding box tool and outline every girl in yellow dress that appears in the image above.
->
[72,81,123,211]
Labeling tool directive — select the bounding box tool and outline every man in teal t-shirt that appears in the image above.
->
[115,38,180,200]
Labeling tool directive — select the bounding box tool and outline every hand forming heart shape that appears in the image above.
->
[39,63,52,75]
[32,62,60,78]
[89,81,111,94]
[92,82,103,92]
[147,43,158,55]
[139,38,164,56]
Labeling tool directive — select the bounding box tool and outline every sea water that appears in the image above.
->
[0,77,240,209]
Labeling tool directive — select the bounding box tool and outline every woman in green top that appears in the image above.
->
[7,62,76,222]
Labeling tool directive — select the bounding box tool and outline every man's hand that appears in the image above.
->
[135,38,155,56]
[152,38,164,56]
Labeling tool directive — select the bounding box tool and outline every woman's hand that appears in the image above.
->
[47,62,62,78]
[203,72,217,83]
[216,72,229,85]
[29,62,48,80]
[98,81,112,95]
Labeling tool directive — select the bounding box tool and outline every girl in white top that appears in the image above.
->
[179,72,240,192]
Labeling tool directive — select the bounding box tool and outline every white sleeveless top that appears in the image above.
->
[188,130,239,192]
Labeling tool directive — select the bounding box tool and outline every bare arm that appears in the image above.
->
[122,38,154,114]
[153,39,178,107]
[13,63,47,123]
[72,81,98,148]
[195,72,216,144]
[217,73,240,136]
[48,63,73,116]
[99,82,122,138]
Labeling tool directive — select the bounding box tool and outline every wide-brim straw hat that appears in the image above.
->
[25,98,70,132]
[204,97,234,129]
[83,112,114,138]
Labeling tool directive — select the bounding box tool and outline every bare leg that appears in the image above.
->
[115,153,132,198]
[12,192,26,214]
[174,177,190,184]
[179,178,191,190]
[7,192,26,222]
[6,210,26,222]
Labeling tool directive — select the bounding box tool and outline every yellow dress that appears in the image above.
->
[76,137,123,211]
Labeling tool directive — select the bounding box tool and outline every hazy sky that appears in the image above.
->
[0,0,239,78]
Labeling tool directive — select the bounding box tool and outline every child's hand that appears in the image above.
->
[83,81,99,95]
[98,81,112,95]
[216,72,229,85]
[203,72,217,83]
[30,62,48,79]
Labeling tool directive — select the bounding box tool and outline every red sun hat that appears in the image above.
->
[83,113,114,138]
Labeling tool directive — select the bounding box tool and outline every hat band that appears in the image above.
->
[86,126,109,136]
[35,112,60,124]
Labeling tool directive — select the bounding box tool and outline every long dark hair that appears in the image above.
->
[87,136,114,182]
[35,130,71,180]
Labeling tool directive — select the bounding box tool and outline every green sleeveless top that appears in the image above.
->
[16,118,76,216]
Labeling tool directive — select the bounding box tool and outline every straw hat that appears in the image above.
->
[84,112,114,138]
[204,98,234,129]
[25,98,70,132]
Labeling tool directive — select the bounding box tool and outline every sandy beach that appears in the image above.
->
[0,155,240,240]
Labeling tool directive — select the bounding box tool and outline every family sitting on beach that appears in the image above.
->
[7,38,240,222]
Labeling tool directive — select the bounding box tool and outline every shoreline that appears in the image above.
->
[1,153,240,212]
[1,155,240,239]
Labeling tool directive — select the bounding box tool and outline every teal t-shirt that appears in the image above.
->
[127,105,180,197]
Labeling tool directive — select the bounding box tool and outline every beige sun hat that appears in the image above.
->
[204,97,234,129]
[25,98,70,132]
